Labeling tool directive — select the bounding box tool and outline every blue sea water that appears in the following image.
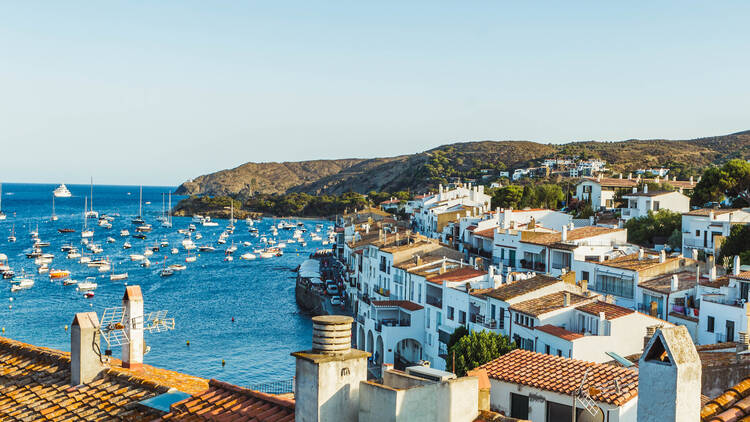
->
[0,183,326,386]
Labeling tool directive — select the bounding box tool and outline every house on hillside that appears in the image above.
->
[619,187,690,222]
[575,175,639,210]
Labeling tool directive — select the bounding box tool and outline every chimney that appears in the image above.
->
[598,311,606,335]
[691,248,699,260]
[709,265,717,281]
[709,210,714,221]
[439,260,447,274]
[632,187,637,194]
[659,250,666,263]
[690,176,694,183]
[643,184,649,194]
[580,279,588,293]
[655,176,660,184]
[637,326,701,422]
[122,285,144,369]
[734,255,742,276]
[563,292,570,307]
[638,248,644,261]
[628,173,632,180]
[671,274,679,292]
[619,173,623,179]
[643,325,657,349]
[70,312,104,385]
[561,225,568,241]
[293,316,368,422]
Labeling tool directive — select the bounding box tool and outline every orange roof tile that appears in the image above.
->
[701,376,750,422]
[521,227,623,246]
[0,335,208,421]
[371,300,424,311]
[638,271,697,294]
[161,379,295,422]
[580,177,638,188]
[683,208,742,217]
[482,275,562,301]
[734,271,750,281]
[576,301,635,320]
[427,267,486,285]
[535,325,584,341]
[473,227,498,239]
[510,292,589,317]
[479,349,638,406]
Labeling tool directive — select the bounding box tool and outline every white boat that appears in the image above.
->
[37,265,49,274]
[195,233,203,240]
[98,264,111,273]
[198,245,215,252]
[161,193,173,227]
[132,185,145,225]
[259,252,274,259]
[242,241,252,247]
[67,251,81,259]
[11,279,34,292]
[106,237,115,243]
[62,278,77,285]
[185,253,197,263]
[123,241,132,249]
[110,273,128,281]
[8,225,16,243]
[227,244,237,253]
[240,253,256,260]
[76,279,97,291]
[81,197,93,238]
[79,256,91,264]
[182,239,196,250]
[224,255,233,261]
[141,258,151,268]
[192,215,204,223]
[84,177,99,219]
[202,220,218,227]
[144,249,154,257]
[53,183,72,198]
[120,229,130,237]
[171,247,179,254]
[129,254,145,261]
[168,264,186,271]
[300,241,307,247]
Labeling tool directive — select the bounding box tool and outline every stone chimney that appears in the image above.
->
[637,326,701,422]
[293,316,368,422]
[671,274,679,292]
[122,285,144,369]
[734,255,742,276]
[561,225,568,241]
[70,312,104,385]
[643,325,657,349]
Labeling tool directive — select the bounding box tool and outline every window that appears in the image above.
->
[425,308,430,329]
[582,271,590,283]
[742,283,750,302]
[552,251,571,270]
[510,394,529,420]
[696,230,700,237]
[726,320,735,342]
[596,274,634,299]
[447,306,455,321]
[499,307,505,329]
[459,311,466,325]
[707,316,715,333]
[557,350,562,357]
[653,201,660,211]
[545,345,550,355]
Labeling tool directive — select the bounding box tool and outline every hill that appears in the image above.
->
[175,131,750,197]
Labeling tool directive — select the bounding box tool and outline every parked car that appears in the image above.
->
[326,283,339,295]
[330,296,342,306]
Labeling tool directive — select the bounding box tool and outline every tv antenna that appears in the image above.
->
[97,306,175,355]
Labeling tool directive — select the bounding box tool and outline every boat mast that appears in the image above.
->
[52,195,56,218]
[139,185,143,217]
[83,197,88,230]
[90,177,93,213]
[168,192,172,224]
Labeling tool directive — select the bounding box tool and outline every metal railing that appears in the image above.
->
[249,378,295,395]
[470,314,498,329]
[715,332,731,343]
[426,296,443,309]
[702,295,744,308]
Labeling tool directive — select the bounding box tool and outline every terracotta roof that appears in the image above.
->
[684,208,741,217]
[482,275,561,301]
[521,227,623,246]
[426,267,486,285]
[580,177,638,188]
[479,349,638,406]
[370,300,424,311]
[701,376,750,422]
[473,227,497,239]
[466,225,478,231]
[733,271,750,281]
[160,379,295,422]
[668,180,697,189]
[597,253,681,272]
[510,292,590,317]
[576,301,635,320]
[380,199,400,205]
[638,271,698,294]
[535,324,583,341]
[0,335,208,421]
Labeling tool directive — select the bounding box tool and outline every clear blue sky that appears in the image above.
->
[1,1,749,185]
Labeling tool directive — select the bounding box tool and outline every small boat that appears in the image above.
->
[110,264,128,280]
[141,258,151,268]
[160,259,174,277]
[160,240,169,247]
[136,224,152,232]
[132,185,145,224]
[8,225,16,243]
[217,237,226,245]
[185,253,197,263]
[67,251,81,259]
[192,215,204,223]
[37,265,49,274]
[188,224,196,232]
[242,241,252,247]
[34,240,51,247]
[227,244,237,253]
[132,233,147,240]
[81,229,93,238]
[120,229,130,237]
[49,269,71,279]
[98,264,111,273]
[11,279,34,292]
[195,233,203,240]
[300,241,307,247]
[83,291,95,298]
[168,264,186,271]
[79,256,91,264]
[53,183,72,198]
[182,239,196,250]
[198,245,215,252]
[129,254,145,261]
[123,242,132,249]
[77,278,98,291]
[100,222,112,229]
[61,244,75,252]
[88,259,109,267]
[58,228,76,234]
[171,248,179,254]
[26,250,42,259]
[202,218,218,227]
[259,251,274,259]
[2,270,15,279]
[62,278,77,285]
[224,255,233,261]
[144,249,154,257]
[240,253,256,260]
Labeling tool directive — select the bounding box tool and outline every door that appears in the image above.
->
[726,320,735,342]
[509,250,516,267]
[510,393,529,420]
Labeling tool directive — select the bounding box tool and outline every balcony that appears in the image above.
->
[426,295,443,309]
[470,313,498,329]
[520,260,545,272]
[375,318,411,333]
[702,295,744,308]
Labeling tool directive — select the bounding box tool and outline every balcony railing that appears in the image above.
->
[356,314,365,325]
[470,314,498,329]
[716,332,732,343]
[520,260,546,272]
[426,295,443,309]
[702,295,744,308]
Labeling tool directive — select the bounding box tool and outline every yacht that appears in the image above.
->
[198,245,215,252]
[202,217,219,227]
[240,253,257,260]
[11,279,34,292]
[123,241,132,249]
[8,225,16,243]
[81,197,93,238]
[168,264,186,271]
[53,184,72,198]
[84,177,99,219]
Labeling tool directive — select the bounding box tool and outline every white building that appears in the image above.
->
[410,183,491,239]
[697,257,748,345]
[681,208,750,258]
[620,187,690,221]
[575,176,639,210]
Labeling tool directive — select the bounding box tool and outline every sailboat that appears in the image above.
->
[0,182,6,220]
[110,263,128,281]
[85,177,98,219]
[157,193,167,223]
[81,197,93,238]
[132,185,144,224]
[161,192,173,228]
[159,257,174,277]
[8,224,16,242]
[51,195,58,221]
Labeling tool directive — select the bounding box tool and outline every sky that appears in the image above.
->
[1,1,749,186]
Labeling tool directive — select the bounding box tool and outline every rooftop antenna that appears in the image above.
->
[96,306,175,357]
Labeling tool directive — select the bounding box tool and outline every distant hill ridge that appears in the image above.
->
[175,131,750,197]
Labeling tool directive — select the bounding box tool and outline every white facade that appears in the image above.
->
[681,209,750,257]
[620,190,690,222]
[411,183,491,238]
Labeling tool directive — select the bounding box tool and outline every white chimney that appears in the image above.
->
[710,265,717,281]
[632,187,638,194]
[293,316,368,422]
[563,292,570,307]
[644,184,649,194]
[690,176,694,183]
[671,274,679,292]
[638,248,644,260]
[598,311,607,335]
[561,226,568,241]
[709,210,714,221]
[691,248,698,260]
[734,255,742,276]
[659,250,666,263]
[122,285,144,369]
[637,326,701,421]
[70,312,103,385]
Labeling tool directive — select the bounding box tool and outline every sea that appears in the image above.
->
[0,183,328,387]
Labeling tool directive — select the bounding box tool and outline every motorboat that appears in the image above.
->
[67,251,81,259]
[168,264,186,271]
[195,233,203,240]
[98,263,111,273]
[34,240,51,247]
[144,249,154,257]
[81,229,93,238]
[37,265,49,274]
[240,253,257,260]
[88,259,109,267]
[106,237,115,243]
[62,278,77,286]
[53,184,72,198]
[185,253,197,263]
[136,224,152,232]
[79,256,91,264]
[242,241,252,247]
[120,229,130,236]
[224,255,233,262]
[202,217,218,227]
[141,258,151,268]
[171,248,179,254]
[132,233,147,239]
[49,269,70,279]
[160,267,174,277]
[8,225,16,243]
[83,291,95,298]
[182,239,196,250]
[259,251,274,259]
[160,240,169,247]
[188,224,196,232]
[58,228,76,233]
[129,254,145,261]
[123,241,132,249]
[192,215,204,223]
[198,245,215,252]
[77,278,97,291]
[11,279,34,292]
[61,244,75,252]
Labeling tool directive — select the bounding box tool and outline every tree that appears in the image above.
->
[491,185,523,209]
[445,330,516,376]
[520,185,537,209]
[719,225,750,264]
[535,184,564,209]
[624,210,682,246]
[446,326,469,354]
[691,160,750,207]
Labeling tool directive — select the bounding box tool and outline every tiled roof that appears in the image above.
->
[0,336,208,421]
[535,325,583,341]
[597,253,681,272]
[701,376,750,422]
[638,271,698,294]
[510,292,589,317]
[380,199,400,205]
[482,275,561,301]
[479,349,638,406]
[576,301,635,320]
[371,300,424,311]
[426,267,486,284]
[668,180,697,189]
[733,271,750,281]
[580,177,638,188]
[473,227,497,239]
[684,208,741,217]
[520,227,623,246]
[160,379,295,422]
